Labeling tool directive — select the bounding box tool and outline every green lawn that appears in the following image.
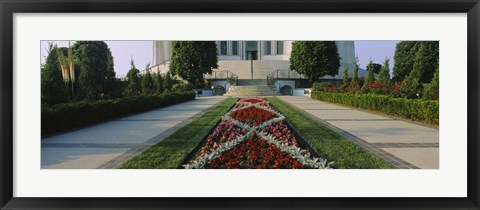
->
[267,97,394,169]
[119,97,238,169]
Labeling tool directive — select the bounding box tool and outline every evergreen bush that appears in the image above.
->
[42,91,196,136]
[311,91,438,124]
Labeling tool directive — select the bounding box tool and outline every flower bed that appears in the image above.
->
[183,97,332,169]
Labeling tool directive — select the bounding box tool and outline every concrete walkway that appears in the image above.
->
[277,96,439,169]
[41,96,226,169]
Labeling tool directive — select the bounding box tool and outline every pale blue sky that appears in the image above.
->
[41,40,399,77]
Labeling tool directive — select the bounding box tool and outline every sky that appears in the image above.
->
[41,40,399,77]
[354,41,399,70]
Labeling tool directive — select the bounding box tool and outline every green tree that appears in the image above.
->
[400,43,429,98]
[350,56,360,86]
[393,41,438,83]
[378,58,391,86]
[422,68,439,100]
[392,41,419,81]
[154,72,164,93]
[56,46,76,99]
[72,41,114,99]
[163,71,173,91]
[141,64,154,94]
[418,41,439,83]
[126,59,141,95]
[367,63,382,74]
[363,60,375,89]
[342,65,349,86]
[41,43,68,106]
[169,41,218,88]
[103,52,117,97]
[289,41,340,85]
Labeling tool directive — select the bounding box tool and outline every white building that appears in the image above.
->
[150,41,366,95]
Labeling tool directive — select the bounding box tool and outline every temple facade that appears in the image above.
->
[150,41,366,95]
[151,41,360,79]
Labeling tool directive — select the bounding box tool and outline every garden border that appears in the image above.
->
[313,95,440,129]
[181,97,327,169]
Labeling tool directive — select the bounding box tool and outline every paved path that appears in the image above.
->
[41,96,226,169]
[277,96,439,169]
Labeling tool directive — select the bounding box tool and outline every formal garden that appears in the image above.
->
[119,97,393,169]
[41,40,438,169]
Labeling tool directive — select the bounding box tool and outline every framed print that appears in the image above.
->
[1,0,479,209]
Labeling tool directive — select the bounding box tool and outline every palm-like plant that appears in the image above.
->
[56,41,75,99]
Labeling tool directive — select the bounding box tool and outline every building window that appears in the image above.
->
[220,41,227,55]
[264,41,271,55]
[231,41,238,55]
[277,41,284,54]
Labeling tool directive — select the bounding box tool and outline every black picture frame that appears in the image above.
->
[1,0,479,209]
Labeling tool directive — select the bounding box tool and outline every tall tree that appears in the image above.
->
[418,41,439,83]
[422,67,439,100]
[169,41,218,88]
[41,43,68,106]
[400,43,428,98]
[56,45,76,98]
[126,59,141,95]
[363,60,375,89]
[289,41,340,85]
[350,56,360,86]
[378,57,391,86]
[72,41,114,99]
[163,71,173,91]
[342,65,349,86]
[141,64,154,94]
[104,52,117,97]
[392,41,419,81]
[392,41,438,83]
[154,72,164,93]
[366,63,382,74]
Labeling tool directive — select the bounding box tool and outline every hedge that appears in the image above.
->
[311,91,439,124]
[42,91,196,136]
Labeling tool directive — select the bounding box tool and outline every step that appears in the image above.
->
[226,85,278,96]
[230,86,273,90]
[237,79,268,86]
[225,93,278,96]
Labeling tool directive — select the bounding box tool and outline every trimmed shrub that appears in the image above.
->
[312,82,330,91]
[311,91,438,124]
[42,91,196,136]
[172,83,194,92]
[422,68,439,100]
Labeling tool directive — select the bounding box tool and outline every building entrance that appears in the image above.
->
[245,41,258,60]
[246,51,258,60]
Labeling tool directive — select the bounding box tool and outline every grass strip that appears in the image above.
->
[119,97,238,169]
[267,97,393,169]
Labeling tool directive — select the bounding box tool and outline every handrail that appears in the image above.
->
[204,70,238,86]
[267,69,307,86]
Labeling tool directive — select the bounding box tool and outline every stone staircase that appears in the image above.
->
[213,60,290,96]
[216,60,290,79]
[224,85,278,96]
